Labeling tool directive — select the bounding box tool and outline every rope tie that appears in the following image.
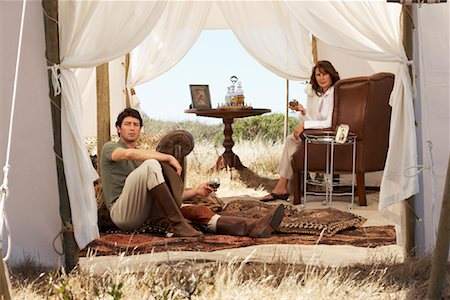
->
[52,223,75,256]
[1,165,10,196]
[54,151,63,162]
[47,64,61,96]
[42,6,58,24]
[404,200,422,222]
[49,98,61,111]
[404,141,434,178]
[1,167,12,262]
[62,223,74,233]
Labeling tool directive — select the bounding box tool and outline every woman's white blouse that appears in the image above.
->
[302,86,334,129]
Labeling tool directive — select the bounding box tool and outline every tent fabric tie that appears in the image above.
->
[47,64,61,96]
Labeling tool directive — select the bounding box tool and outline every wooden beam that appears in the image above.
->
[401,4,417,258]
[284,79,289,141]
[0,259,11,299]
[312,35,318,64]
[124,53,131,108]
[387,0,446,3]
[96,63,111,175]
[42,0,79,271]
[427,155,450,299]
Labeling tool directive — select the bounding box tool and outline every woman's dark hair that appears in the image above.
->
[115,108,143,135]
[310,60,340,96]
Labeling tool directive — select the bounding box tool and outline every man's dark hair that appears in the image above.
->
[115,108,143,135]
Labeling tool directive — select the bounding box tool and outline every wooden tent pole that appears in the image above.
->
[399,2,416,257]
[0,258,11,299]
[402,4,417,258]
[312,35,318,64]
[96,63,111,175]
[42,0,79,271]
[284,79,289,141]
[124,53,131,108]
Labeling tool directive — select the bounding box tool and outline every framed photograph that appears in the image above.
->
[335,124,350,144]
[190,84,211,109]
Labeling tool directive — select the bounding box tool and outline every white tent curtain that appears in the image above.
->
[284,1,418,230]
[58,1,167,249]
[128,1,212,110]
[218,1,313,80]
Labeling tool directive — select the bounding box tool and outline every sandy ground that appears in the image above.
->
[80,191,404,274]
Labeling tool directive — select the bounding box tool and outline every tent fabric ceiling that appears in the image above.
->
[204,1,228,29]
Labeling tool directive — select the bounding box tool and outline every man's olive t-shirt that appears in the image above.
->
[100,140,141,210]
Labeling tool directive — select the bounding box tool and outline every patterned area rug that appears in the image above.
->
[83,199,395,257]
[81,226,396,257]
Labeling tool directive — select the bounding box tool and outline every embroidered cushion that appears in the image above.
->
[221,199,366,237]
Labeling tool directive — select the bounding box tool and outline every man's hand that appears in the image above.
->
[293,123,305,140]
[168,156,182,176]
[195,182,215,197]
[181,182,216,201]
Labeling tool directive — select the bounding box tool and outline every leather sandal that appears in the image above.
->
[260,192,290,202]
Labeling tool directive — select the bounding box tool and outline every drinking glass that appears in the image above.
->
[208,178,220,196]
[288,99,299,113]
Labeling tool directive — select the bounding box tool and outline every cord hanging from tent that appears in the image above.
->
[404,140,437,224]
[1,0,27,262]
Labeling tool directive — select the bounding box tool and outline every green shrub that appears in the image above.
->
[232,113,299,142]
[142,113,223,145]
[142,112,299,144]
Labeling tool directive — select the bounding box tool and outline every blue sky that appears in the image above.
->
[136,30,306,124]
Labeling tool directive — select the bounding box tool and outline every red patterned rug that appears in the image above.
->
[80,225,396,257]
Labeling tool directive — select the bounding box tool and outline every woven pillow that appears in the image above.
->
[221,199,366,237]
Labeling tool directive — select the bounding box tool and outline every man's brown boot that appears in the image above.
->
[216,204,284,238]
[180,205,216,225]
[150,183,203,237]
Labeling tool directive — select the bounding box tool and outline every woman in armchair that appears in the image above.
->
[261,60,340,202]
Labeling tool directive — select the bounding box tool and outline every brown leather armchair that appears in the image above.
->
[291,72,395,206]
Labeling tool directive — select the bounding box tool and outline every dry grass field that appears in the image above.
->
[7,123,450,299]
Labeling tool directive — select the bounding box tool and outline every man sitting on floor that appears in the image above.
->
[100,108,284,238]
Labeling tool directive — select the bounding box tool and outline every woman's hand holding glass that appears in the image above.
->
[296,103,306,116]
[289,99,306,116]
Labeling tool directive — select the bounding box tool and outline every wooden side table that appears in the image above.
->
[185,108,271,170]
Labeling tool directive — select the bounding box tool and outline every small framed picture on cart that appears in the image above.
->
[190,84,211,109]
[335,124,350,144]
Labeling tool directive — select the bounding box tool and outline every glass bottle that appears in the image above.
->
[236,81,245,106]
[224,86,232,106]
[230,85,237,106]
